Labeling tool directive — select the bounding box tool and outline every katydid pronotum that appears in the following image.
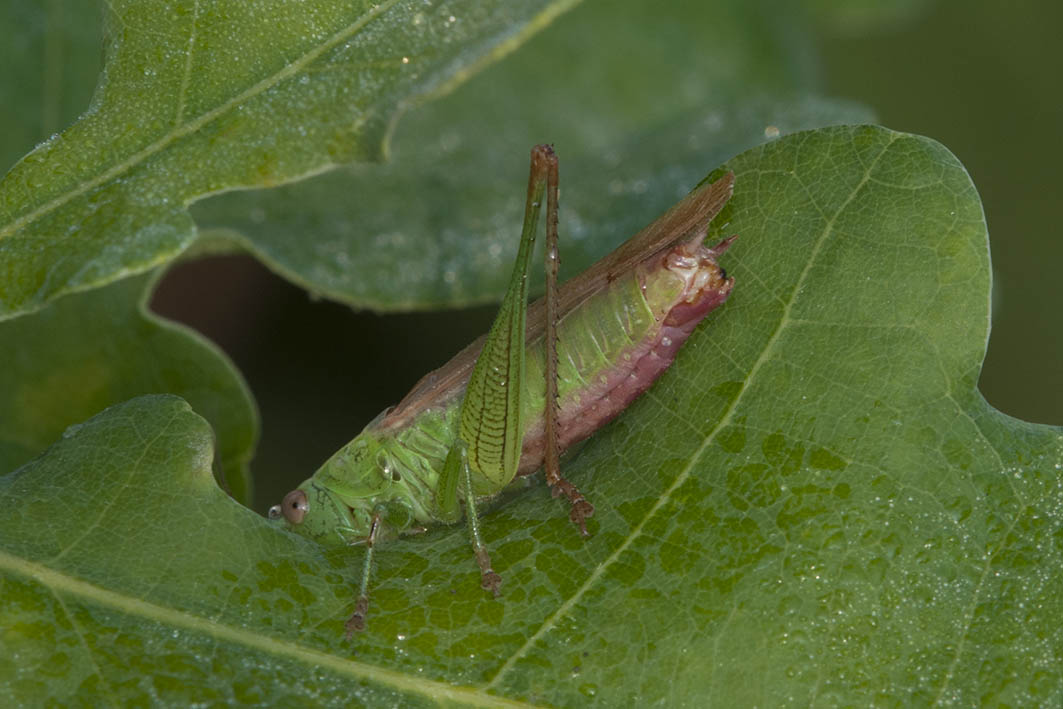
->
[269,145,736,636]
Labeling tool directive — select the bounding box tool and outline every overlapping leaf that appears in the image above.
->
[0,0,579,319]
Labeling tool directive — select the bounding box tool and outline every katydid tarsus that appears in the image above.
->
[269,146,736,636]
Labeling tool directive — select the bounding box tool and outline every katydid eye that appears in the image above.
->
[279,489,309,524]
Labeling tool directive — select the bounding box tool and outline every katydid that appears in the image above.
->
[269,146,736,635]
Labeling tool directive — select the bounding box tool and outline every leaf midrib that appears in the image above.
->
[0,548,538,706]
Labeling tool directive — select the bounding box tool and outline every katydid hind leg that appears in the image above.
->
[541,145,595,536]
[456,145,552,489]
[454,145,591,602]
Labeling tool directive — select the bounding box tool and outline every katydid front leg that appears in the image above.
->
[344,510,381,638]
[438,144,591,594]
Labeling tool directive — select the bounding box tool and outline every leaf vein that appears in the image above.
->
[173,0,201,127]
[0,549,541,708]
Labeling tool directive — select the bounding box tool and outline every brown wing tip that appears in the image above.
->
[716,170,736,194]
[705,173,737,256]
[686,169,735,203]
[674,170,736,249]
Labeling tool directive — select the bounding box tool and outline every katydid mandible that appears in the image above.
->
[269,146,737,636]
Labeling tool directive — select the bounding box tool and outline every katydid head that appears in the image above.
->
[268,434,424,546]
[268,477,371,543]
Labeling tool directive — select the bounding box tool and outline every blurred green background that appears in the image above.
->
[5,0,1057,512]
[149,0,1062,511]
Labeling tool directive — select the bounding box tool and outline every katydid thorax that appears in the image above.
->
[269,146,736,636]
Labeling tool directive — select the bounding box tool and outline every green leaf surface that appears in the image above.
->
[4,126,1061,705]
[0,268,257,502]
[0,0,577,320]
[194,0,874,311]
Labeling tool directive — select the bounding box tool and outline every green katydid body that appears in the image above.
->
[270,147,735,632]
[284,224,735,539]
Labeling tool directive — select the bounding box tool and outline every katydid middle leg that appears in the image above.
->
[462,446,502,595]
